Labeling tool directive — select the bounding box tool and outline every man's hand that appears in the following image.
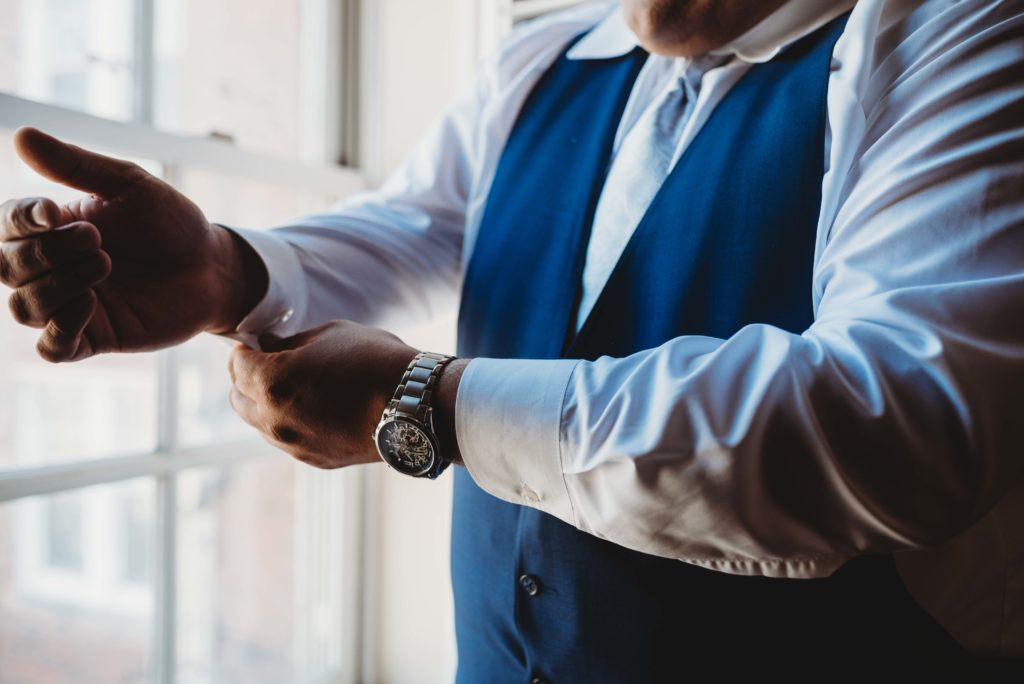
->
[227,320,468,470]
[0,127,266,362]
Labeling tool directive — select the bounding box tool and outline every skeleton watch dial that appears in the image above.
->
[376,417,436,475]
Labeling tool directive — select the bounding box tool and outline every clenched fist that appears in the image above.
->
[1,127,267,361]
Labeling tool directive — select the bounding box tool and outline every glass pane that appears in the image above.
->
[0,478,155,684]
[0,0,135,121]
[177,459,297,684]
[179,167,336,229]
[0,131,161,469]
[177,334,252,448]
[153,0,305,159]
[0,326,159,467]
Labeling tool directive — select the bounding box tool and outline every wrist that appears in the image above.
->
[207,222,269,335]
[374,351,464,478]
[435,357,470,465]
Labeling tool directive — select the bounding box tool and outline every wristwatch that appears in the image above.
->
[373,351,456,479]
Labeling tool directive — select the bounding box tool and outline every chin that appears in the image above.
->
[619,0,787,58]
[620,0,712,57]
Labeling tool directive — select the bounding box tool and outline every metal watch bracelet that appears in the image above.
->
[384,351,455,425]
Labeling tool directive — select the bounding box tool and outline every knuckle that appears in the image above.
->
[123,161,146,177]
[8,291,30,324]
[266,378,294,405]
[119,162,150,187]
[27,238,47,271]
[260,357,289,392]
[14,199,40,231]
[0,199,16,229]
[269,423,301,445]
[48,314,75,340]
[294,452,328,469]
[36,336,67,364]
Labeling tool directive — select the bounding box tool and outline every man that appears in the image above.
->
[2,0,1023,680]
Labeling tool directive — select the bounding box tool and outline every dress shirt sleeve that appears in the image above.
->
[457,0,1024,578]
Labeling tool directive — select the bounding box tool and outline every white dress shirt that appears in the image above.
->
[224,0,1024,655]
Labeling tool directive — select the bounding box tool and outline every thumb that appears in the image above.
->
[13,127,148,198]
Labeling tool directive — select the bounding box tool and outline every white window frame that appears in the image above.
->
[475,0,590,58]
[0,1,368,683]
[14,480,151,619]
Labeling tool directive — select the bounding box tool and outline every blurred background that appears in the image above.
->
[0,1,586,682]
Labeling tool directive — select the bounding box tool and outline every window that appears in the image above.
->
[475,0,590,59]
[0,2,366,683]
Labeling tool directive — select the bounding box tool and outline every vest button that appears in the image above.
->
[530,677,548,684]
[519,574,542,596]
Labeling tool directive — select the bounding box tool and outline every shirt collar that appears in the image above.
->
[567,0,857,64]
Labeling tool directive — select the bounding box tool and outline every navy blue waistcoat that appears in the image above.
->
[452,14,981,682]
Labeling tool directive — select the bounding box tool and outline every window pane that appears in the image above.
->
[0,0,135,121]
[177,459,296,684]
[0,131,161,469]
[177,334,252,448]
[179,167,335,228]
[0,478,155,684]
[0,325,159,467]
[153,0,305,159]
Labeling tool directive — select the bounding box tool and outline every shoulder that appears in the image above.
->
[842,0,1024,118]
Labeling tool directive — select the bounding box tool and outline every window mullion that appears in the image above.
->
[151,237,181,683]
[132,0,156,126]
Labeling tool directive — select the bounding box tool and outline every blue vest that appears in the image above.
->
[452,14,980,682]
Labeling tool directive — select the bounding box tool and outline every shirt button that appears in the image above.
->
[519,574,542,597]
[277,307,294,324]
[521,485,540,504]
[531,677,549,684]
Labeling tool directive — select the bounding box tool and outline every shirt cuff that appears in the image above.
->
[455,356,582,524]
[214,224,309,350]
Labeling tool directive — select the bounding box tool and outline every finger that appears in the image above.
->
[36,290,97,363]
[0,197,63,241]
[229,386,262,429]
[0,222,102,287]
[13,127,148,198]
[8,251,111,327]
[230,343,285,400]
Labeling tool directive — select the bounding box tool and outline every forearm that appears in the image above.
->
[455,297,1024,578]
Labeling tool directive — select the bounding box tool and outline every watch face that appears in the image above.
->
[376,417,437,476]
